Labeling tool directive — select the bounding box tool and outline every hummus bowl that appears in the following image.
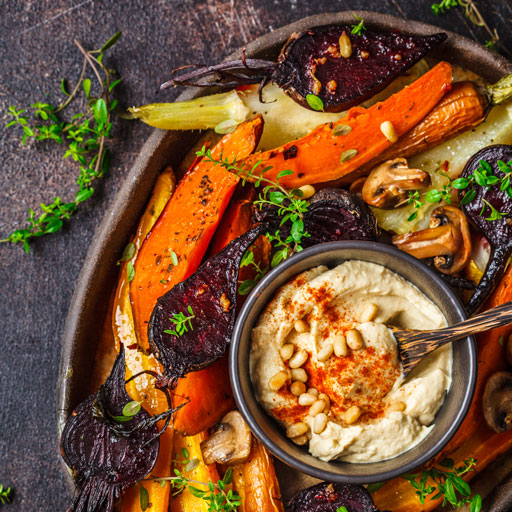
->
[230,241,477,483]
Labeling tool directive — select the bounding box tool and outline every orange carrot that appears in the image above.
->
[130,115,263,352]
[241,62,452,188]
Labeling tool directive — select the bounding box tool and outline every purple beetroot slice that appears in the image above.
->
[60,348,159,512]
[287,482,382,512]
[164,25,446,112]
[459,144,512,314]
[148,225,265,388]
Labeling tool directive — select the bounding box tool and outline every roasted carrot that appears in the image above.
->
[232,437,285,512]
[130,115,264,352]
[171,431,221,512]
[241,62,452,188]
[373,264,512,512]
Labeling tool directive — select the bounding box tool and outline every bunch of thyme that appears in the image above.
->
[1,32,122,252]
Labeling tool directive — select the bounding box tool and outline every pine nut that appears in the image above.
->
[360,303,378,322]
[344,405,362,425]
[286,422,309,438]
[292,434,309,445]
[380,120,398,143]
[289,349,308,369]
[290,381,306,396]
[307,387,319,397]
[294,319,309,333]
[333,334,348,357]
[298,393,316,406]
[309,399,327,417]
[298,184,316,199]
[339,31,352,58]
[291,368,308,382]
[388,401,406,412]
[313,413,328,434]
[317,343,334,362]
[268,370,288,391]
[318,393,330,413]
[346,329,364,350]
[280,344,294,361]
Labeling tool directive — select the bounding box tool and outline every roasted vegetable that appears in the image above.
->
[60,349,166,512]
[459,145,512,313]
[130,115,263,352]
[232,437,284,512]
[163,25,445,113]
[149,226,265,387]
[288,482,380,512]
[483,371,512,433]
[240,62,453,188]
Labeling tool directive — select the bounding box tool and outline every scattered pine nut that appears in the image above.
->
[309,399,327,417]
[388,401,406,412]
[280,344,294,361]
[346,329,364,350]
[294,319,309,333]
[332,334,348,357]
[380,120,398,143]
[298,184,316,199]
[291,368,308,382]
[339,31,352,58]
[290,381,306,396]
[292,434,309,445]
[344,405,362,425]
[313,413,328,434]
[298,393,316,406]
[307,387,319,397]
[268,370,288,391]
[360,303,379,322]
[317,343,334,362]
[286,422,309,438]
[289,349,308,369]
[318,393,330,413]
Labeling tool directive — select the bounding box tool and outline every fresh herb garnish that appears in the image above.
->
[117,242,136,265]
[306,93,324,111]
[139,486,150,511]
[111,399,143,423]
[0,485,12,505]
[238,247,269,295]
[407,159,512,221]
[351,14,366,36]
[195,146,311,266]
[164,305,195,336]
[430,0,502,53]
[336,507,348,512]
[402,457,481,510]
[1,33,123,253]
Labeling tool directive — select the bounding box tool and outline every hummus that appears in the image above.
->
[249,260,451,463]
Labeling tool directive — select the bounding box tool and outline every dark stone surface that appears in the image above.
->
[0,0,511,510]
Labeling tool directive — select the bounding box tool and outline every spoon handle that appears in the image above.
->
[433,300,512,344]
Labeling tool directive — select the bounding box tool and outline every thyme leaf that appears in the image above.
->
[351,14,366,36]
[0,484,12,505]
[164,306,195,337]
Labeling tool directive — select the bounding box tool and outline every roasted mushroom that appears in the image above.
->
[392,205,471,274]
[162,26,446,112]
[362,158,431,209]
[200,411,252,465]
[483,371,512,433]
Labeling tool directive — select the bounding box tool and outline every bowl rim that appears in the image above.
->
[229,240,477,483]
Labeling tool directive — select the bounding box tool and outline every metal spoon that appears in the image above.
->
[391,301,512,376]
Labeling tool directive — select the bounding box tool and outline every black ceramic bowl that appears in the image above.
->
[230,241,477,483]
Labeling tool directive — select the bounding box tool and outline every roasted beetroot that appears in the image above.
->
[459,145,512,313]
[148,226,265,387]
[287,482,381,512]
[60,348,166,512]
[161,25,446,112]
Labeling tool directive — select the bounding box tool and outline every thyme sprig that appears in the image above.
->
[110,400,143,423]
[430,0,502,52]
[407,159,512,221]
[351,14,366,36]
[238,248,268,295]
[402,457,481,511]
[1,33,122,252]
[0,485,12,505]
[196,146,310,265]
[164,306,195,337]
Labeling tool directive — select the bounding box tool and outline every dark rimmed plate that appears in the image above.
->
[57,9,512,506]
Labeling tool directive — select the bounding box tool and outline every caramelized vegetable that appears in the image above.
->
[164,26,445,113]
[232,437,284,512]
[240,62,453,188]
[359,81,487,175]
[131,115,263,352]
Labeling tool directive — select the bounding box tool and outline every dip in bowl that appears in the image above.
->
[230,241,476,483]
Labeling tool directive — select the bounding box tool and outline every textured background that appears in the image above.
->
[1,0,512,510]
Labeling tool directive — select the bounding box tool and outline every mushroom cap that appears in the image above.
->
[483,371,512,433]
[200,410,252,465]
[362,158,431,209]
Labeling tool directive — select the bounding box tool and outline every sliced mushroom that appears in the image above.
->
[483,371,512,433]
[200,410,252,465]
[361,158,431,209]
[392,205,471,274]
